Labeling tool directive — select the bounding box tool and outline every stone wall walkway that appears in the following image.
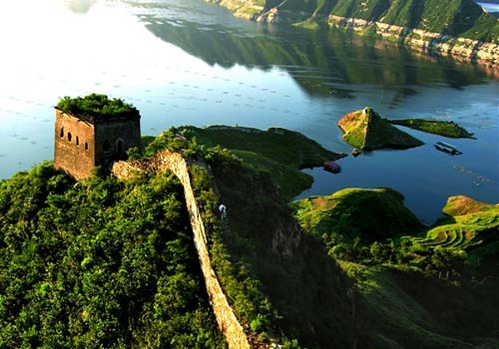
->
[112,151,251,349]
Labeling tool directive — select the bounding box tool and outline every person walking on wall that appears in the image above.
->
[218,203,227,220]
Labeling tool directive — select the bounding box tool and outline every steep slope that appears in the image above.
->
[214,0,499,42]
[209,152,356,349]
[121,127,356,348]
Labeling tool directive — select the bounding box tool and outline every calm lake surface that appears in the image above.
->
[0,0,497,224]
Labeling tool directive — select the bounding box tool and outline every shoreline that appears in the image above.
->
[327,15,499,72]
[211,1,499,72]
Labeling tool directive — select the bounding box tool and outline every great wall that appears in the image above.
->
[112,151,253,349]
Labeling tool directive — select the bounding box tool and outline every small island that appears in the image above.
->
[337,107,424,150]
[389,118,475,138]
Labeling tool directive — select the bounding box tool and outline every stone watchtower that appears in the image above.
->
[54,94,141,180]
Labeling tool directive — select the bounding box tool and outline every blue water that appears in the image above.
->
[477,1,499,12]
[0,0,497,224]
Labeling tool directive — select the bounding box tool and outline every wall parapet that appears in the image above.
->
[112,151,251,349]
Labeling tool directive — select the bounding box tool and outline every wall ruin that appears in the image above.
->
[112,151,252,349]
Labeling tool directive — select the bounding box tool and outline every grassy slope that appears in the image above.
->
[292,188,499,348]
[185,125,344,200]
[341,261,499,349]
[410,196,499,255]
[188,126,342,168]
[291,187,422,243]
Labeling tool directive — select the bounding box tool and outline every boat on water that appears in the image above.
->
[323,161,341,173]
[434,141,461,155]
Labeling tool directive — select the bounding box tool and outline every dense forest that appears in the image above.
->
[0,162,224,348]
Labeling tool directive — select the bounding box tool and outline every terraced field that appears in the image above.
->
[410,199,499,251]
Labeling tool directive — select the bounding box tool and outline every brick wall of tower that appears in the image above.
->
[54,108,141,180]
[54,109,96,180]
[94,117,141,167]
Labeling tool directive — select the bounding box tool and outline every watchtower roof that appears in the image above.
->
[56,93,140,124]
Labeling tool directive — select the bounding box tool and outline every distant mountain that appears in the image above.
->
[207,0,499,64]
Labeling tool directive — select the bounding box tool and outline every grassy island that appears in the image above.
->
[390,119,475,138]
[338,107,424,150]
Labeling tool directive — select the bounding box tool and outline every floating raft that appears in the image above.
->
[323,161,341,173]
[434,141,461,155]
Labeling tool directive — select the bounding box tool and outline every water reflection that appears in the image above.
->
[142,14,493,105]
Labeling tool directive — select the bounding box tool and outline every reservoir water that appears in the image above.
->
[0,0,497,224]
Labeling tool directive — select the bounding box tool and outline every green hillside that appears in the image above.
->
[207,0,499,44]
[291,188,423,244]
[183,125,344,200]
[292,189,499,348]
[2,125,498,349]
[292,188,499,272]
[0,163,225,348]
[409,196,499,260]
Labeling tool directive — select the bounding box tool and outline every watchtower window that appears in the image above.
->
[68,132,72,142]
[103,140,111,152]
[60,127,64,138]
[117,140,124,156]
[85,142,88,151]
[76,136,79,146]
